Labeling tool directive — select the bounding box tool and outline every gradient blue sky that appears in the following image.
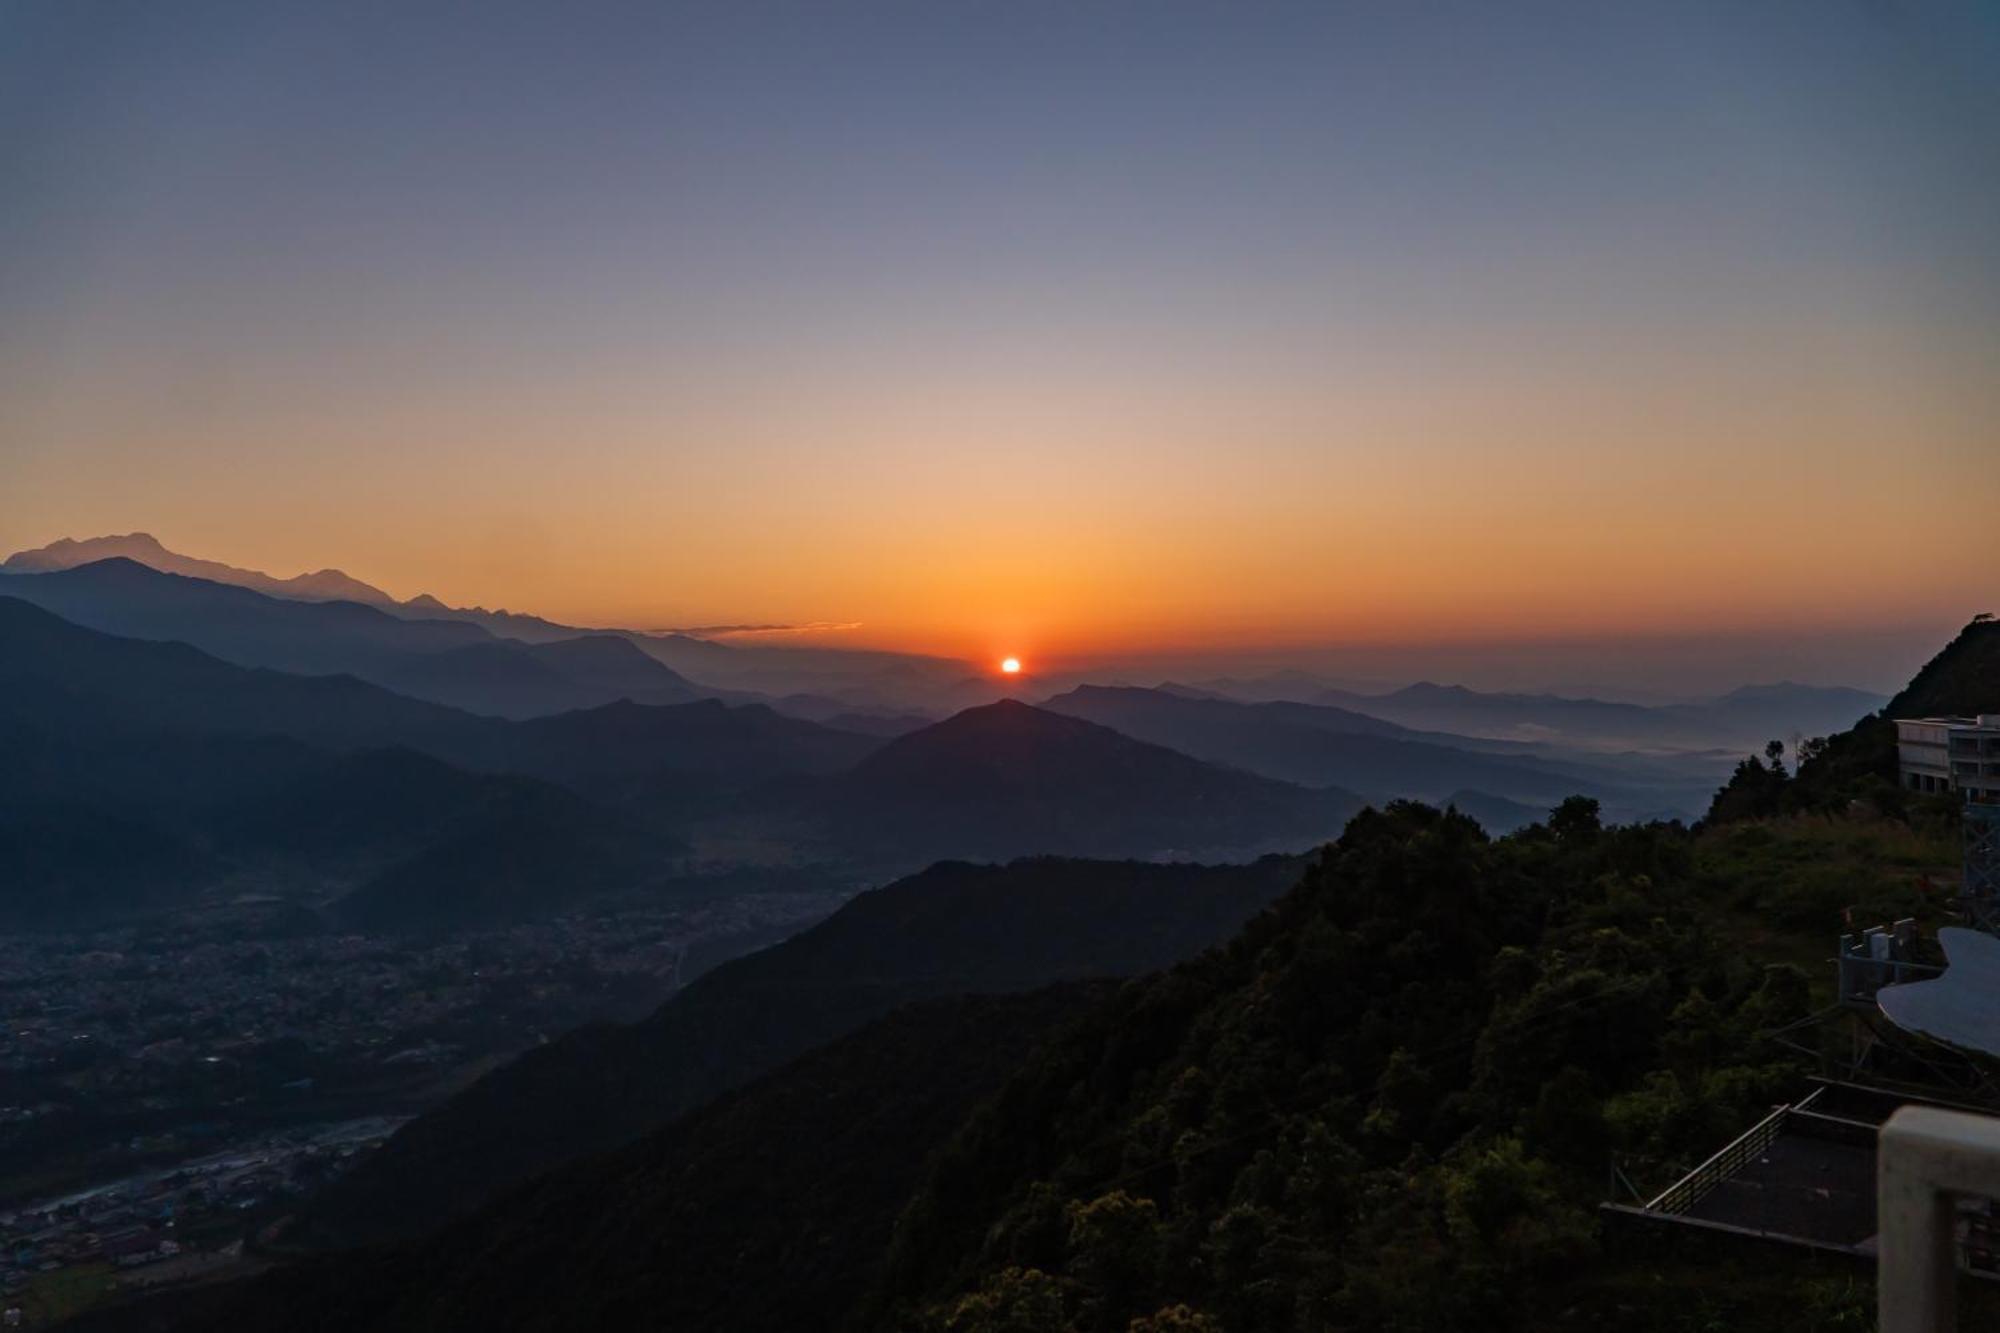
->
[3,1,1996,665]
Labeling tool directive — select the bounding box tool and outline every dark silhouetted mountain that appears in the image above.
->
[177,989,1098,1333]
[0,601,702,927]
[0,558,489,678]
[1878,618,2000,720]
[819,710,934,738]
[1190,668,1399,702]
[333,784,678,932]
[366,634,707,718]
[1319,680,1670,740]
[218,749,527,859]
[385,592,981,707]
[489,698,882,807]
[0,800,213,929]
[1040,684,1657,809]
[0,558,736,718]
[214,749,683,928]
[363,640,597,717]
[1792,616,2000,803]
[757,692,939,736]
[0,596,875,803]
[2,533,395,604]
[1315,678,1887,751]
[6,536,1007,712]
[1440,787,1547,834]
[386,594,592,644]
[527,634,703,701]
[803,699,1358,867]
[300,854,1306,1245]
[1707,680,1887,718]
[0,596,478,796]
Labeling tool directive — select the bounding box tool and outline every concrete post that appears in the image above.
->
[1878,1106,2000,1332]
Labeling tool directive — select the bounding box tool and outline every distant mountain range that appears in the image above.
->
[0,557,717,719]
[1039,684,1714,825]
[2,536,1895,742]
[797,698,1361,866]
[0,597,843,927]
[1192,674,1887,752]
[0,536,1898,934]
[1,534,977,711]
[1,532,396,604]
[0,596,1347,925]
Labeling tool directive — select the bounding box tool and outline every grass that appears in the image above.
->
[1694,812,1962,1006]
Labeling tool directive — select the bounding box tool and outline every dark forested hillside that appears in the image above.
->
[1719,616,2000,821]
[300,855,1307,1245]
[131,801,1968,1333]
[858,802,1917,1332]
[180,989,1103,1333]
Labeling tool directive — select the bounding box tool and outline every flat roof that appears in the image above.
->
[1682,1128,1878,1247]
[1879,928,2000,1060]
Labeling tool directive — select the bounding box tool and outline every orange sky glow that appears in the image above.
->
[4,4,1995,671]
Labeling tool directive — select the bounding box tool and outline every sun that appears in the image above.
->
[1000,657,1022,675]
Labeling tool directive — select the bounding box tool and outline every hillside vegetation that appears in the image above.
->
[864,801,1956,1332]
[161,798,1974,1333]
[300,856,1309,1245]
[1711,615,2000,823]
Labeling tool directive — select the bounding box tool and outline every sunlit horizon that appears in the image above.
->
[4,2,1995,684]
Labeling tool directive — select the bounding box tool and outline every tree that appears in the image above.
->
[943,1268,1071,1333]
[1066,1192,1164,1322]
[1549,796,1602,844]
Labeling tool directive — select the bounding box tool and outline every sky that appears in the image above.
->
[3,1,1996,674]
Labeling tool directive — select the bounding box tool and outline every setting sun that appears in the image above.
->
[1000,657,1022,675]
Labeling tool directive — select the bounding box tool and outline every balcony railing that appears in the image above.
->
[1648,1103,1789,1215]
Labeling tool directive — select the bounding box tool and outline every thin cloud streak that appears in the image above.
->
[660,621,865,639]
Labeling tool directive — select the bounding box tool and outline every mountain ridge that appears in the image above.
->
[2,533,397,605]
[297,854,1310,1245]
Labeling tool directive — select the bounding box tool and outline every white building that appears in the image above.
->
[1896,715,2000,804]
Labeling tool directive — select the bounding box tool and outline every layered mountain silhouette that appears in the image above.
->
[1306,679,1887,750]
[0,599,864,926]
[0,550,993,720]
[1,557,490,676]
[1039,684,1711,827]
[217,749,676,930]
[2,535,990,710]
[299,854,1308,1245]
[0,599,1350,924]
[795,698,1362,866]
[367,634,708,718]
[1,532,396,604]
[0,559,724,719]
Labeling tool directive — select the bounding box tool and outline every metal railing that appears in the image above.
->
[1879,1106,2000,1331]
[1648,1103,1788,1216]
